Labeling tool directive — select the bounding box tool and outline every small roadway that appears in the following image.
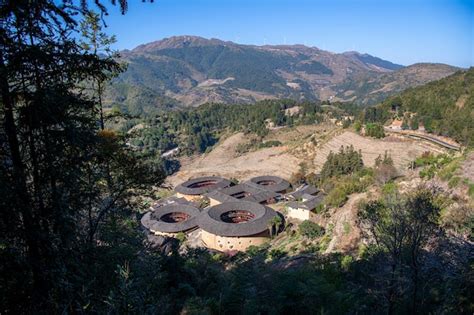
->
[384,128,461,151]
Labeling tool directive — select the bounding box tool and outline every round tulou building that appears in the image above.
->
[141,204,200,237]
[198,200,278,251]
[247,175,291,193]
[174,176,231,201]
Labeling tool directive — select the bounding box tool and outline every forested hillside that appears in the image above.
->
[362,68,474,146]
[121,99,334,174]
[104,36,459,112]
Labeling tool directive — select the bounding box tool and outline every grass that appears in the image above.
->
[448,176,461,189]
[438,159,460,181]
[468,183,474,199]
[343,221,351,235]
[323,169,374,208]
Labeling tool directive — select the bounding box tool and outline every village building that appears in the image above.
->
[247,175,291,193]
[198,201,279,251]
[141,203,201,237]
[388,119,403,130]
[287,184,319,200]
[287,193,324,221]
[174,176,231,201]
[206,182,279,206]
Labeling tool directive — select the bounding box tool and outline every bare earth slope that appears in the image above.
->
[168,127,448,187]
[313,131,446,172]
[167,133,301,187]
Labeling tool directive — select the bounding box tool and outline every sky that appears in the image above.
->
[100,0,473,67]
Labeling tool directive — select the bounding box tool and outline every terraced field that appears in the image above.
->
[313,131,446,172]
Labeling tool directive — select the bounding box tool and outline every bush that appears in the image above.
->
[321,145,364,179]
[176,232,186,243]
[469,183,474,199]
[341,255,354,271]
[354,120,362,132]
[299,220,325,239]
[268,248,285,260]
[448,176,461,188]
[323,171,374,207]
[258,140,282,148]
[374,152,398,184]
[365,123,385,138]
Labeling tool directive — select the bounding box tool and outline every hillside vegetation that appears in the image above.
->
[362,68,474,146]
[104,36,458,112]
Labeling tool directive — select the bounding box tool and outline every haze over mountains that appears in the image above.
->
[106,35,459,113]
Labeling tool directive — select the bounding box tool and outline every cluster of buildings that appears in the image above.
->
[141,175,324,252]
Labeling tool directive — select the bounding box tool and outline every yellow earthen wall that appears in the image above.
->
[201,230,269,251]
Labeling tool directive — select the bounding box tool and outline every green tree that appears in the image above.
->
[80,11,123,130]
[365,123,385,138]
[299,220,325,239]
[359,189,441,314]
[0,1,159,312]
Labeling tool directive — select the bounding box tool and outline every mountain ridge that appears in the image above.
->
[106,35,459,113]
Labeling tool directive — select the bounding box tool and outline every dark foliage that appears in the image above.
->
[321,145,364,179]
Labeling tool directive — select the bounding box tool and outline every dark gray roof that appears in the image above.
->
[174,176,231,195]
[205,190,239,203]
[218,182,263,196]
[287,194,324,211]
[141,204,200,233]
[243,190,279,204]
[288,184,319,199]
[247,176,291,193]
[206,183,279,204]
[150,196,190,210]
[198,201,278,236]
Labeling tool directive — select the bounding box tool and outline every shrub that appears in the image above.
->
[448,176,461,189]
[354,120,362,133]
[268,248,285,260]
[299,220,325,239]
[382,182,397,195]
[365,123,385,138]
[258,140,282,148]
[323,172,374,207]
[321,145,363,179]
[374,152,398,184]
[176,232,186,243]
[341,255,354,271]
[468,183,474,199]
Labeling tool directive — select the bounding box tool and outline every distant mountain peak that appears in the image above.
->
[109,35,458,110]
[132,35,232,52]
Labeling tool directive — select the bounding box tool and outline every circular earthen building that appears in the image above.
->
[248,175,291,193]
[141,204,200,236]
[175,176,231,200]
[198,201,278,251]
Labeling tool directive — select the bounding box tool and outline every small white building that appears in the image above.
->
[388,119,403,130]
[287,193,324,221]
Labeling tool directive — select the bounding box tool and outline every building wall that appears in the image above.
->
[209,197,222,207]
[201,230,269,251]
[149,227,196,238]
[150,229,177,238]
[287,207,315,221]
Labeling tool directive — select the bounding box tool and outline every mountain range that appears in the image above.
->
[105,36,460,113]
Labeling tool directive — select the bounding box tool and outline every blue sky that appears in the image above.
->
[101,0,473,67]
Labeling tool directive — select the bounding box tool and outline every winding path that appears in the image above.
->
[384,128,461,151]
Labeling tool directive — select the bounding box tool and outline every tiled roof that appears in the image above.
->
[174,176,231,195]
[198,201,278,236]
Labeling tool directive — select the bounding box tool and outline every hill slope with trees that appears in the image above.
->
[104,36,459,113]
[361,68,474,146]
